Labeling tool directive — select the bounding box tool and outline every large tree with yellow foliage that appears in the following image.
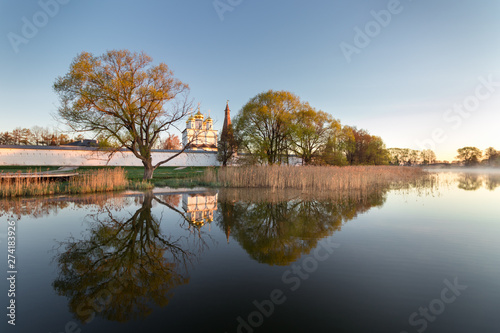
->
[54,50,192,179]
[289,105,340,164]
[235,90,298,165]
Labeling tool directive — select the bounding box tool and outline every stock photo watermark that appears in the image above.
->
[6,218,17,326]
[228,238,340,333]
[213,0,243,22]
[400,277,467,333]
[49,279,127,333]
[339,0,416,64]
[415,75,500,152]
[7,0,71,54]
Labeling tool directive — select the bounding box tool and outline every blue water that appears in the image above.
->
[1,171,499,333]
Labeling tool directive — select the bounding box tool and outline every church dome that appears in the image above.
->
[194,110,204,119]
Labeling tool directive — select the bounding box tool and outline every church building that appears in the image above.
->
[182,107,218,151]
[182,102,233,152]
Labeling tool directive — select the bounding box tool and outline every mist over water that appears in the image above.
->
[425,167,500,174]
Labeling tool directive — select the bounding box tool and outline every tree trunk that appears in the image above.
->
[143,160,155,180]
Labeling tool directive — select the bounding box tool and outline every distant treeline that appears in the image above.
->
[387,147,500,167]
[456,146,500,166]
[0,126,82,146]
[387,148,437,166]
[229,90,391,166]
[226,90,496,167]
[0,126,180,150]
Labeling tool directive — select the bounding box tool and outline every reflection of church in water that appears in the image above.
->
[182,192,218,226]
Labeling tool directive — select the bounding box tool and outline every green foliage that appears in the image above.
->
[339,126,389,165]
[457,147,482,165]
[321,137,349,166]
[96,134,120,149]
[421,149,437,165]
[484,147,500,166]
[234,90,390,166]
[289,105,340,165]
[235,90,298,165]
[217,124,238,166]
[387,148,436,165]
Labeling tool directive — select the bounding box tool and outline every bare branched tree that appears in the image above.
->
[54,49,196,179]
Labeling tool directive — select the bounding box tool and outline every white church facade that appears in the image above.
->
[182,109,218,151]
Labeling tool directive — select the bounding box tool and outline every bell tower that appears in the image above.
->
[222,100,231,136]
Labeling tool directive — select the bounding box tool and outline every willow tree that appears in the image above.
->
[457,147,482,166]
[484,147,500,166]
[54,50,192,179]
[289,105,340,165]
[235,90,298,165]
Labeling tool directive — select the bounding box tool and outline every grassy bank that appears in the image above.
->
[64,166,209,187]
[1,166,209,187]
[202,165,427,192]
[92,166,209,187]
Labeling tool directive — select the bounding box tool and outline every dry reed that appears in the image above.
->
[67,168,128,194]
[202,165,428,192]
[0,168,128,198]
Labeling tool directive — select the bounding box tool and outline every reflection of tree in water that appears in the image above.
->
[216,188,387,266]
[454,173,500,192]
[457,174,483,191]
[484,174,500,191]
[52,191,201,323]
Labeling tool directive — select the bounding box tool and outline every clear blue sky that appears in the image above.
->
[1,0,499,161]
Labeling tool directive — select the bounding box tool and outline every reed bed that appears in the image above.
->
[202,165,428,192]
[0,168,129,198]
[66,168,128,194]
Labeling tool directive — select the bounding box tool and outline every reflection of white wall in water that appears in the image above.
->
[182,192,218,225]
[0,146,218,167]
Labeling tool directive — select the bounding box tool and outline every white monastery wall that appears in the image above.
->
[0,146,219,167]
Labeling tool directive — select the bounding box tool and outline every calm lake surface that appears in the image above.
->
[1,171,500,333]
